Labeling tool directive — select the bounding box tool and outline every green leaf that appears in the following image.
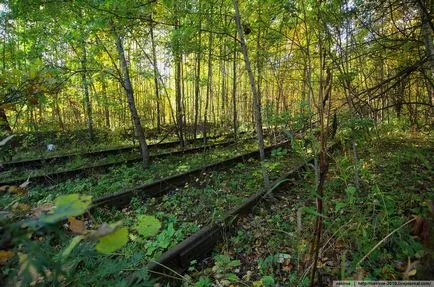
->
[335,201,346,212]
[41,194,92,224]
[96,227,129,254]
[261,275,275,286]
[224,273,239,282]
[134,215,161,238]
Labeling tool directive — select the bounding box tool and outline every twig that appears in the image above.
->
[357,217,416,266]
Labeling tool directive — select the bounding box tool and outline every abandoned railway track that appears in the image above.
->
[1,132,248,170]
[0,138,246,186]
[91,140,292,209]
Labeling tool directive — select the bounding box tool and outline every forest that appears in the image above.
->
[0,0,433,286]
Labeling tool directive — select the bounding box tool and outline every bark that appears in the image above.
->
[194,11,202,139]
[233,0,270,189]
[175,48,185,147]
[114,27,149,168]
[232,31,238,140]
[204,22,213,143]
[101,76,110,128]
[417,0,434,109]
[150,18,161,133]
[0,107,11,132]
[81,36,93,140]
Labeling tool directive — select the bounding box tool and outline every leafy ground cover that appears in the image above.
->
[182,131,434,286]
[0,146,304,286]
[0,136,232,182]
[3,128,246,162]
[0,139,260,214]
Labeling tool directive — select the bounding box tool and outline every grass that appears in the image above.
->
[183,131,434,286]
[0,145,304,286]
[0,136,228,182]
[0,139,260,210]
[54,147,305,285]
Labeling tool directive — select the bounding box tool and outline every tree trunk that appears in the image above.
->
[150,18,161,133]
[417,0,434,110]
[233,0,270,189]
[114,28,149,168]
[204,20,214,144]
[175,49,185,147]
[101,76,110,128]
[0,107,11,133]
[194,33,201,139]
[232,31,238,140]
[194,3,202,139]
[81,36,93,140]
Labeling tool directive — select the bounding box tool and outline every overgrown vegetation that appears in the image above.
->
[1,0,433,285]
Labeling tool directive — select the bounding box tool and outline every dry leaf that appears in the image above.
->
[411,216,424,235]
[31,203,54,217]
[0,250,15,265]
[12,203,31,213]
[3,185,27,195]
[0,185,26,195]
[68,217,86,234]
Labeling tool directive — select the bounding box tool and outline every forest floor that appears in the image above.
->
[1,129,433,287]
[183,131,434,286]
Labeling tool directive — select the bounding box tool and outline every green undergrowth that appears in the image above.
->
[58,148,303,285]
[0,136,227,182]
[3,128,247,162]
[0,140,259,213]
[1,146,303,286]
[183,131,434,286]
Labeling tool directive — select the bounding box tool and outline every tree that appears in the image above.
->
[233,0,270,189]
[112,23,150,168]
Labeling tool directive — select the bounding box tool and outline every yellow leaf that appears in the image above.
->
[407,269,417,277]
[12,203,31,213]
[0,185,26,195]
[0,250,15,265]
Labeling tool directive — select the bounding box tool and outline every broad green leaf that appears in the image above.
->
[62,235,83,259]
[134,215,161,238]
[335,201,346,212]
[224,273,239,282]
[40,194,92,224]
[96,227,129,254]
[261,275,275,286]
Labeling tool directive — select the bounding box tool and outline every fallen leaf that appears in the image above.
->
[411,216,424,235]
[87,221,123,240]
[12,203,31,213]
[0,250,15,265]
[95,227,129,254]
[32,203,54,217]
[68,217,86,234]
[0,185,26,195]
